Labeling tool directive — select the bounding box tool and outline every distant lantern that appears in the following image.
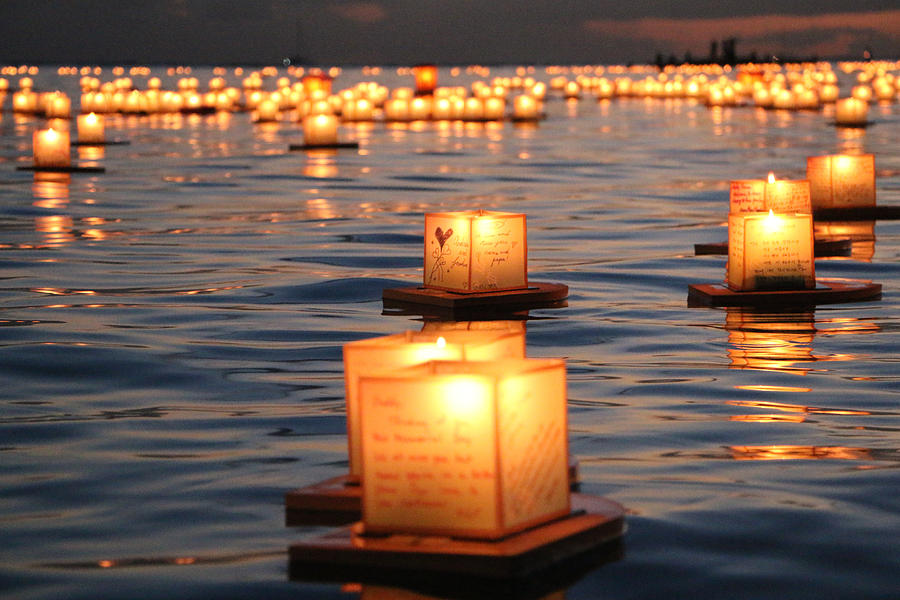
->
[44,92,71,119]
[834,97,869,127]
[424,210,527,293]
[413,63,438,96]
[33,127,71,168]
[807,154,876,210]
[302,113,339,146]
[76,113,105,144]
[302,71,333,96]
[358,358,569,540]
[253,98,279,122]
[512,94,540,120]
[342,329,526,480]
[727,210,815,291]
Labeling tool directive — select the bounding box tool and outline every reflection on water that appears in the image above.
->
[723,308,877,374]
[814,220,876,261]
[729,445,871,460]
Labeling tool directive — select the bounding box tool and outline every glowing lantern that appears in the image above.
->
[424,210,527,293]
[343,329,525,481]
[563,81,581,99]
[359,358,569,539]
[413,63,438,96]
[512,94,540,120]
[462,97,484,121]
[834,97,868,126]
[727,210,815,291]
[409,96,431,121]
[32,127,71,168]
[253,98,279,122]
[76,112,105,144]
[302,72,333,96]
[383,97,410,122]
[807,154,875,210]
[44,92,71,118]
[730,173,811,214]
[483,96,505,121]
[302,113,339,146]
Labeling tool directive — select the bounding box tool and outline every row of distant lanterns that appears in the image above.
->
[4,60,899,128]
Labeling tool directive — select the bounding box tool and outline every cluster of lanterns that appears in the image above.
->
[725,153,876,293]
[3,58,896,170]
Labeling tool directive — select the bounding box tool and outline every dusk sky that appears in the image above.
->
[2,1,898,66]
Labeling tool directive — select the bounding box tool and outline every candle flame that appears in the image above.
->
[767,172,776,184]
[436,336,446,348]
[763,208,782,232]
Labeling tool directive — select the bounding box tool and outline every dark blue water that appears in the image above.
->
[1,66,899,599]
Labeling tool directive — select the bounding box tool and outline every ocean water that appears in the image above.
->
[1,66,899,599]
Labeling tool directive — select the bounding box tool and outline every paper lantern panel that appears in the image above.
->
[729,179,811,214]
[343,330,525,480]
[424,210,527,293]
[727,212,815,291]
[807,154,875,210]
[359,358,569,540]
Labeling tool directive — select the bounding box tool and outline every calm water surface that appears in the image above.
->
[1,67,899,599]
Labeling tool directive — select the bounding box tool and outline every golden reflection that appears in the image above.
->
[729,445,870,460]
[302,198,338,220]
[77,144,105,166]
[420,320,526,334]
[35,215,75,246]
[836,125,866,153]
[725,308,818,374]
[32,172,71,208]
[814,221,875,262]
[303,151,338,178]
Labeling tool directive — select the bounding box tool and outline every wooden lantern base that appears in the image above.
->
[16,165,105,173]
[694,238,852,257]
[286,457,581,527]
[72,140,130,146]
[382,282,568,315]
[288,493,625,582]
[288,142,359,151]
[813,206,900,221]
[688,278,881,307]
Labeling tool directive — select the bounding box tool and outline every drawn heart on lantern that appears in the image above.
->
[435,227,453,249]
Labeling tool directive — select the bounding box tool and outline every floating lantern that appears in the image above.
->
[382,97,410,122]
[413,63,438,96]
[834,97,868,126]
[727,210,815,291]
[512,94,540,120]
[483,96,505,121]
[253,98,279,122]
[302,72,333,96]
[424,210,527,293]
[462,97,484,121]
[44,92,71,118]
[431,97,454,121]
[730,173,811,214]
[408,96,431,121]
[358,357,569,539]
[76,112,105,144]
[343,329,525,481]
[302,113,339,146]
[807,154,875,210]
[12,89,38,113]
[32,127,71,168]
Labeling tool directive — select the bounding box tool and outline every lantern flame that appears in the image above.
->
[436,336,446,348]
[767,172,776,184]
